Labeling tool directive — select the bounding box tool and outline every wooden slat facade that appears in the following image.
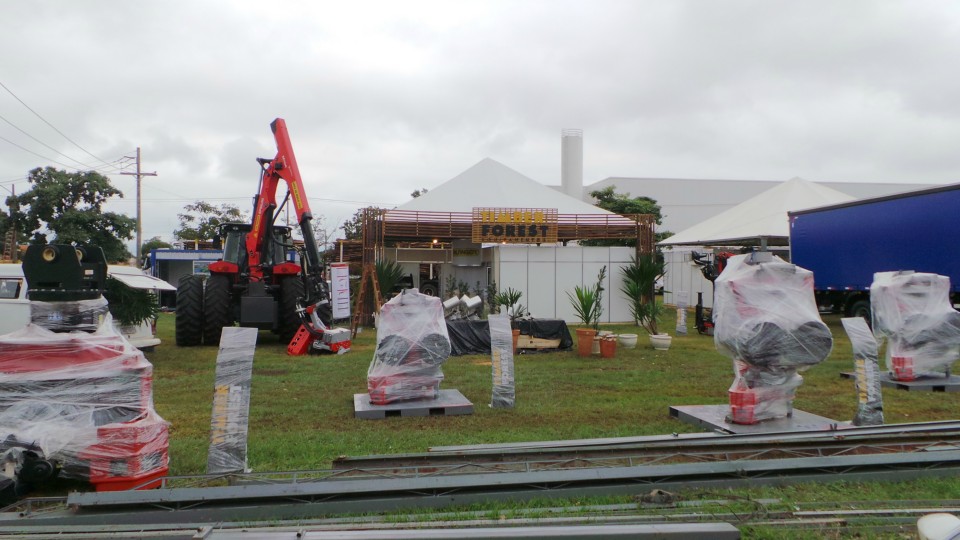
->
[381,209,655,251]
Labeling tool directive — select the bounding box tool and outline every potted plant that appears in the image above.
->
[493,287,527,320]
[566,266,606,357]
[620,254,671,350]
[493,287,527,352]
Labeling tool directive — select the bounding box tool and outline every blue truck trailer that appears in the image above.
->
[789,183,960,318]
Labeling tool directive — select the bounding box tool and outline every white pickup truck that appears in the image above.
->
[0,264,175,350]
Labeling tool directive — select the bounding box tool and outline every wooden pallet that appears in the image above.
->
[516,335,562,350]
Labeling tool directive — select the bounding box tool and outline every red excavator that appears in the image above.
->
[176,119,333,346]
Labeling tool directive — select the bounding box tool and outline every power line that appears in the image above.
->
[138,183,395,206]
[0,112,103,170]
[0,79,115,168]
[0,133,88,170]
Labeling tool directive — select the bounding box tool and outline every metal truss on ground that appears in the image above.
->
[1,421,959,535]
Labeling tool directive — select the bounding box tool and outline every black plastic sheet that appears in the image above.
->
[447,320,491,356]
[515,319,574,350]
[446,319,573,356]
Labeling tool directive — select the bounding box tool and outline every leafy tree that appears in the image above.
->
[341,207,366,241]
[411,188,429,198]
[139,236,173,264]
[7,167,135,262]
[590,185,663,224]
[582,185,671,246]
[0,207,10,241]
[174,201,246,244]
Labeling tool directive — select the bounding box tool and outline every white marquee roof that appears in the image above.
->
[389,158,615,215]
[659,177,855,246]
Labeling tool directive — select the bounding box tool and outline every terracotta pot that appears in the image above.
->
[600,335,617,358]
[575,328,597,357]
[512,328,521,354]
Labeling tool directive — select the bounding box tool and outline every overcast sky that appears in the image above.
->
[2,0,958,249]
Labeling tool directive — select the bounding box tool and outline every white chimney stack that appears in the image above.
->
[561,129,583,200]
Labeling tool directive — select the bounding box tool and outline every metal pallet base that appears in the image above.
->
[840,372,960,392]
[354,389,474,419]
[669,405,840,434]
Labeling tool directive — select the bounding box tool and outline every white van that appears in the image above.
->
[0,264,175,350]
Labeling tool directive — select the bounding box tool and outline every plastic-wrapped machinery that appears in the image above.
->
[0,317,169,491]
[714,253,833,424]
[871,271,960,381]
[367,289,452,405]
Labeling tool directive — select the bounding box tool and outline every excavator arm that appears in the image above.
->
[248,118,331,330]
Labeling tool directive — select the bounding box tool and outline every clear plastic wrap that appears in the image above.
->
[714,253,833,424]
[29,298,110,333]
[207,327,257,475]
[367,289,452,405]
[0,318,169,490]
[871,271,960,381]
[488,315,515,408]
[841,317,884,426]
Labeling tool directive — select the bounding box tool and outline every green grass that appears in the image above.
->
[146,308,960,475]
[138,308,960,538]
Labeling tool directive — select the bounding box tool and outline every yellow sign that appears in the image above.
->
[472,208,558,244]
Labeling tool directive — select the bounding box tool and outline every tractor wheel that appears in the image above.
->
[315,300,333,328]
[278,277,305,344]
[203,274,233,346]
[175,275,204,347]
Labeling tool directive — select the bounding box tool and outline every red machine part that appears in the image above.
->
[367,375,441,405]
[78,417,169,491]
[0,329,169,491]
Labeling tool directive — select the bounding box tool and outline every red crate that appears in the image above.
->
[80,419,169,491]
[367,375,441,405]
[892,356,915,381]
[729,388,758,425]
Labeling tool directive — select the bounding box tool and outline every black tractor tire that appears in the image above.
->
[847,299,872,322]
[175,275,204,347]
[315,300,333,328]
[278,277,305,344]
[203,274,233,346]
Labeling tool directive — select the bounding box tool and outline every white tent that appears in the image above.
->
[389,158,615,215]
[659,177,855,247]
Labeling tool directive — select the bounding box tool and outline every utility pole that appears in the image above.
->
[121,147,157,263]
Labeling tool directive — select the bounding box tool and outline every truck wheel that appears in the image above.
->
[278,277,305,344]
[175,275,204,347]
[420,282,439,296]
[203,274,233,346]
[848,299,871,321]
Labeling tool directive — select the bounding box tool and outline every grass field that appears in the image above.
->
[148,309,960,475]
[143,308,960,537]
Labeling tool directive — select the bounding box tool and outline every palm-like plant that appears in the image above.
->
[567,266,607,331]
[620,254,665,335]
[493,287,527,320]
[374,260,406,298]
